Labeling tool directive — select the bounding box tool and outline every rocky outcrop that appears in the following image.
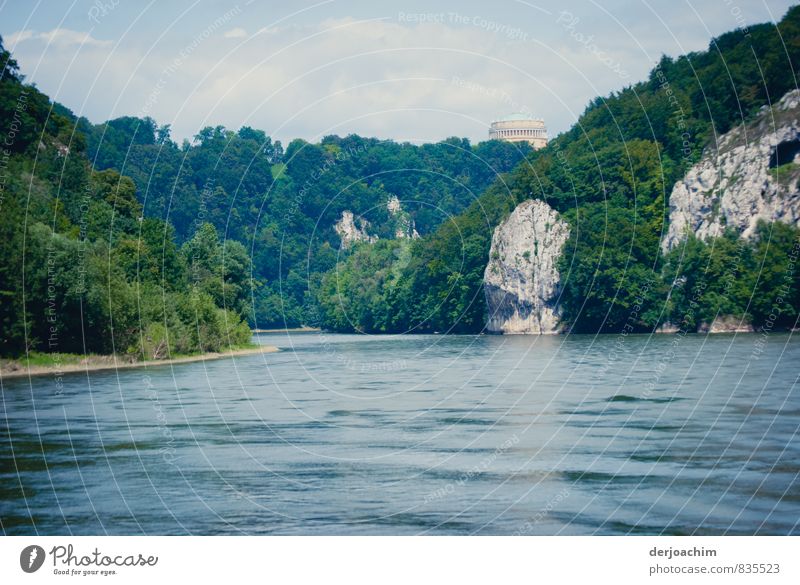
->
[334,211,376,249]
[698,315,754,333]
[335,198,420,249]
[484,199,570,334]
[387,195,420,239]
[662,89,800,253]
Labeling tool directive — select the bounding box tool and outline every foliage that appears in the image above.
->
[0,34,252,358]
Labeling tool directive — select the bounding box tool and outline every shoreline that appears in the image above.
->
[253,326,320,333]
[0,345,280,380]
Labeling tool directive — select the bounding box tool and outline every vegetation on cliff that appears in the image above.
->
[314,6,800,334]
[0,37,251,358]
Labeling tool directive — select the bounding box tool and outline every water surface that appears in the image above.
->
[1,332,798,534]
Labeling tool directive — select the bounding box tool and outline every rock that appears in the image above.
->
[484,199,570,334]
[698,315,754,333]
[662,89,800,253]
[335,199,419,249]
[334,211,376,249]
[387,195,420,239]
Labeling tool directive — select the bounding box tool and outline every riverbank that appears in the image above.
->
[253,326,320,333]
[0,345,280,380]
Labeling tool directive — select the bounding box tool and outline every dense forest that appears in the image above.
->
[0,38,252,359]
[314,6,800,334]
[2,5,800,359]
[75,109,530,328]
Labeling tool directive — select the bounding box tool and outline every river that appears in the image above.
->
[1,331,798,535]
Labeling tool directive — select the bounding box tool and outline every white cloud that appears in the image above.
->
[7,28,111,47]
[223,28,247,39]
[5,1,794,144]
[6,29,34,45]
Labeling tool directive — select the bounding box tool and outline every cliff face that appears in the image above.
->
[334,211,376,249]
[335,197,419,248]
[662,89,800,253]
[484,199,569,334]
[387,195,420,240]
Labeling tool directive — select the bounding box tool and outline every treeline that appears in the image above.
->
[75,111,530,328]
[313,6,800,334]
[0,38,251,359]
[4,4,800,350]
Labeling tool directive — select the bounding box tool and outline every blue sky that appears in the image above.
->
[1,0,796,144]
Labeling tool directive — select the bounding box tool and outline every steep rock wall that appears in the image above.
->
[484,199,570,334]
[663,89,800,252]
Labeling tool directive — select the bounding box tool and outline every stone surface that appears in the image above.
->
[699,315,754,333]
[484,199,570,334]
[335,197,419,248]
[334,210,376,249]
[662,89,800,252]
[387,195,420,239]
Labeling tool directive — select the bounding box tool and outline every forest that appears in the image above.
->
[0,39,251,358]
[2,5,800,361]
[313,6,800,334]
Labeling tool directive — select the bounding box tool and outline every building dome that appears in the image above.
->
[489,115,548,149]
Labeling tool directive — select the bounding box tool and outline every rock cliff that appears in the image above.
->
[662,89,800,252]
[484,199,570,334]
[334,211,376,249]
[387,195,420,239]
[335,197,419,249]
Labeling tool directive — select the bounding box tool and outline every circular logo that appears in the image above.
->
[19,545,45,573]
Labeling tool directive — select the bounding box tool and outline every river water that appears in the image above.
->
[1,331,798,535]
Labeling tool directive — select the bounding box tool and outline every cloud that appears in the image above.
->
[4,1,794,144]
[6,29,34,45]
[2,16,656,143]
[6,28,111,47]
[223,28,247,39]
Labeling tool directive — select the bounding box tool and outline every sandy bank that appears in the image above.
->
[253,327,320,333]
[0,345,279,380]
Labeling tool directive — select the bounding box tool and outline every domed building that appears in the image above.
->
[489,114,548,149]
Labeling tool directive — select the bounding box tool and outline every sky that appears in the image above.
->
[0,0,796,145]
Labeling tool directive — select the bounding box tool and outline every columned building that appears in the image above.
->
[489,114,548,149]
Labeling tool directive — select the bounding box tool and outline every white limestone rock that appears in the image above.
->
[387,195,420,240]
[484,199,570,334]
[663,89,800,253]
[335,211,376,249]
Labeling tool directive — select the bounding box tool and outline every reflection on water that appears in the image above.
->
[1,331,798,534]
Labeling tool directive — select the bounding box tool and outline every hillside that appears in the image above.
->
[3,6,800,347]
[315,6,800,334]
[74,115,530,328]
[0,39,251,358]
